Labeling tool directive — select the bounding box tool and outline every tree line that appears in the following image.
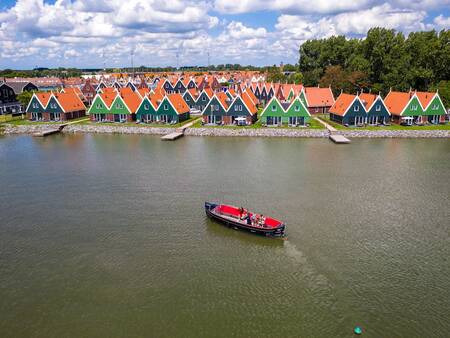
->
[298,27,450,106]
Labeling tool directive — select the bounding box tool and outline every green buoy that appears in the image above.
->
[354,326,363,335]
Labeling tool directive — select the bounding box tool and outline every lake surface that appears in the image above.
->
[0,134,449,338]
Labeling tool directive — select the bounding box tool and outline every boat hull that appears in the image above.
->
[205,202,285,237]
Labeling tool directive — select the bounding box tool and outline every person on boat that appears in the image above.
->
[251,214,256,225]
[260,215,266,227]
[246,214,252,225]
[239,207,245,220]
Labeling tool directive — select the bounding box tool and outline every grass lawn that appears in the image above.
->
[3,116,89,126]
[78,116,196,128]
[319,115,450,130]
[192,117,325,130]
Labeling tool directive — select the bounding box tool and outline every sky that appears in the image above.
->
[0,0,449,69]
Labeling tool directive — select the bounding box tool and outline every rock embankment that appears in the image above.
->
[63,124,173,135]
[184,128,329,138]
[2,123,449,138]
[339,130,450,138]
[2,124,64,135]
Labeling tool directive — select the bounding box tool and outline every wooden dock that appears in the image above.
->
[329,134,351,144]
[161,131,184,141]
[33,124,67,137]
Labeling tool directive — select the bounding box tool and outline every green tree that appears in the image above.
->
[17,91,34,108]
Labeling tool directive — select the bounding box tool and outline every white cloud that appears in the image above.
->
[214,0,450,14]
[0,0,448,68]
[433,15,450,30]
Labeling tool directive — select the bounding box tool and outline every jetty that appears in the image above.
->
[33,124,67,137]
[161,118,200,141]
[161,129,185,140]
[329,134,351,144]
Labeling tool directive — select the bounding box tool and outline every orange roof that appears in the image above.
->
[359,93,377,109]
[187,88,198,99]
[55,92,86,112]
[241,92,257,115]
[415,91,435,109]
[120,89,141,113]
[228,88,236,97]
[137,88,150,98]
[167,94,189,114]
[204,88,214,98]
[329,93,357,116]
[384,91,411,115]
[182,77,192,87]
[305,87,335,107]
[100,92,116,108]
[245,89,258,105]
[216,92,229,110]
[149,91,164,109]
[102,87,117,96]
[35,92,52,107]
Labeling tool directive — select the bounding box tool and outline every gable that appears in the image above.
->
[202,97,227,116]
[136,97,157,115]
[26,96,45,113]
[156,98,177,116]
[343,98,366,117]
[286,98,310,117]
[88,95,109,114]
[261,98,284,117]
[110,96,131,114]
[424,95,446,115]
[46,96,64,113]
[367,97,390,116]
[402,96,424,116]
[228,97,250,116]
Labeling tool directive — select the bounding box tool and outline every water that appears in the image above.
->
[0,134,449,338]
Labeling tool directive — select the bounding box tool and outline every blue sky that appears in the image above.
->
[0,0,449,69]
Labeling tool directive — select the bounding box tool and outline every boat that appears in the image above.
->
[205,202,286,237]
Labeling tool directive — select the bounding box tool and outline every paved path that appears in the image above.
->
[179,117,201,130]
[65,118,89,125]
[314,117,337,132]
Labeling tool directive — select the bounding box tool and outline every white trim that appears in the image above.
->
[400,93,425,116]
[285,97,311,116]
[88,93,112,114]
[366,95,391,116]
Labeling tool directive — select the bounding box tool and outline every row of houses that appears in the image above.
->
[0,80,39,115]
[26,90,86,121]
[329,90,447,126]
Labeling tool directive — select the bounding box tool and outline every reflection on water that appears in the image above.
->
[0,134,449,338]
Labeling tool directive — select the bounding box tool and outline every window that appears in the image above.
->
[96,103,101,109]
[236,105,242,111]
[116,103,123,109]
[376,105,381,112]
[202,96,206,101]
[271,105,276,112]
[432,104,439,110]
[354,105,359,112]
[144,104,150,110]
[294,105,300,112]
[411,104,417,111]
[32,103,38,108]
[164,104,168,110]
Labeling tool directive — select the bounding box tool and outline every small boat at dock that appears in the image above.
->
[205,202,285,237]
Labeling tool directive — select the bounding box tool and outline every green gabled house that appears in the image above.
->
[261,97,311,126]
[202,93,229,124]
[136,96,158,123]
[284,97,311,126]
[417,91,447,124]
[155,94,190,123]
[26,93,48,120]
[88,92,114,122]
[109,95,132,122]
[360,93,390,125]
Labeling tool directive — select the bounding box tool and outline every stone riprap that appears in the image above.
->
[2,124,65,135]
[339,130,450,138]
[184,128,329,138]
[2,123,449,138]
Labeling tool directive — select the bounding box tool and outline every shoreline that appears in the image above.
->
[2,123,450,138]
